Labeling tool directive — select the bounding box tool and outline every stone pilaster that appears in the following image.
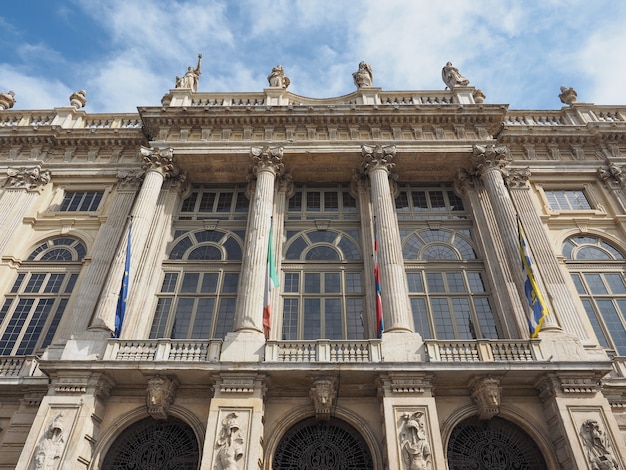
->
[200,374,266,470]
[378,373,444,470]
[0,166,51,254]
[89,147,181,337]
[221,146,284,361]
[360,144,413,334]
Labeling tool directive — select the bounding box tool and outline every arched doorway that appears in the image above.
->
[447,416,547,469]
[273,417,373,469]
[102,416,200,470]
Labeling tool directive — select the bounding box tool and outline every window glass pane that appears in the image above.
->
[570,274,587,295]
[585,274,608,295]
[429,191,446,211]
[282,299,299,340]
[342,191,357,212]
[325,273,341,293]
[451,298,472,339]
[606,274,626,294]
[41,299,67,348]
[44,274,64,293]
[431,299,455,339]
[284,273,300,293]
[324,299,343,339]
[181,273,200,293]
[149,298,172,339]
[0,299,34,355]
[222,273,239,293]
[474,298,499,339]
[306,192,321,211]
[345,273,361,294]
[201,273,218,293]
[411,298,431,338]
[466,272,486,293]
[198,193,216,212]
[305,274,321,293]
[426,273,445,293]
[215,298,235,339]
[406,273,424,293]
[395,191,410,212]
[17,299,54,355]
[172,299,194,338]
[161,273,178,292]
[446,273,466,293]
[288,191,302,211]
[215,193,231,212]
[191,298,215,339]
[412,191,428,210]
[346,299,363,339]
[10,274,25,293]
[303,299,321,340]
[324,192,338,211]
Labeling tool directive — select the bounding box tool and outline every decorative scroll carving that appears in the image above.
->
[146,375,177,420]
[268,65,290,89]
[310,376,337,420]
[360,144,396,174]
[579,419,619,469]
[32,413,66,470]
[0,90,16,110]
[400,411,432,470]
[140,146,183,180]
[214,412,245,470]
[468,144,511,178]
[599,161,626,187]
[353,61,373,88]
[470,376,501,420]
[5,166,51,190]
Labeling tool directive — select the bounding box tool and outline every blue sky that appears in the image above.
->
[1,0,625,113]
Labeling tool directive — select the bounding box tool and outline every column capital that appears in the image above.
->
[5,165,51,191]
[140,146,182,179]
[249,145,285,177]
[360,144,396,174]
[504,167,532,188]
[599,160,626,188]
[468,144,511,178]
[116,169,144,190]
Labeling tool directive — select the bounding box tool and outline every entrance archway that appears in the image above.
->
[273,417,373,469]
[447,415,547,469]
[102,416,200,470]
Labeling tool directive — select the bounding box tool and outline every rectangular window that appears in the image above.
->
[287,185,359,220]
[59,191,103,211]
[395,184,466,220]
[178,185,248,220]
[545,190,592,211]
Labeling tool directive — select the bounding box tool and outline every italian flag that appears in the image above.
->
[263,223,279,339]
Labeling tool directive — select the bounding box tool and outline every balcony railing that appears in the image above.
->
[102,339,222,362]
[0,356,41,377]
[425,340,544,362]
[264,340,382,363]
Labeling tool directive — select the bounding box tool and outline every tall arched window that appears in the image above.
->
[282,229,364,340]
[563,235,626,356]
[0,237,86,355]
[150,229,243,340]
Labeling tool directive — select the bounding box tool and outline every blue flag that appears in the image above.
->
[114,219,132,338]
[517,217,549,337]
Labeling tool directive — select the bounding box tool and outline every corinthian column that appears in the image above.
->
[90,147,181,335]
[234,146,284,333]
[467,145,559,332]
[360,145,413,333]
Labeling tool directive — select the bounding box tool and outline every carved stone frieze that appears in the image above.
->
[310,376,337,420]
[470,376,501,420]
[214,412,245,470]
[32,412,67,470]
[5,166,51,190]
[146,375,178,420]
[579,419,619,469]
[140,146,182,179]
[400,411,432,470]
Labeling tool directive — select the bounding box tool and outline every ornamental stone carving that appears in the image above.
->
[249,145,285,177]
[579,419,619,469]
[559,86,577,106]
[470,376,501,420]
[310,376,337,420]
[599,161,626,187]
[5,166,51,190]
[353,61,373,88]
[400,411,432,470]
[504,167,531,188]
[442,62,470,89]
[214,412,245,470]
[360,144,396,174]
[146,375,177,420]
[267,65,290,89]
[175,54,202,92]
[0,90,16,110]
[468,144,511,178]
[140,146,183,180]
[31,413,66,470]
[69,90,86,109]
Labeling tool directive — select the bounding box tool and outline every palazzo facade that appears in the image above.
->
[1,62,626,469]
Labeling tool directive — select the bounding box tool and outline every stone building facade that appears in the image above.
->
[0,62,626,469]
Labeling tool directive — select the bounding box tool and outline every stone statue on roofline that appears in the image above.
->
[176,53,202,92]
[267,65,290,89]
[442,61,470,89]
[559,86,577,105]
[353,61,373,88]
[0,90,16,110]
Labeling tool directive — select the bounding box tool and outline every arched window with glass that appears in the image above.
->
[149,229,244,340]
[0,237,86,356]
[282,229,364,340]
[563,235,626,356]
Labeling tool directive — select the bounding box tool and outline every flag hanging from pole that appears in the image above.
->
[263,221,279,340]
[374,220,384,338]
[517,216,549,338]
[114,218,132,338]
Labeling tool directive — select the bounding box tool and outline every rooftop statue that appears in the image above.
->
[0,90,16,110]
[175,53,202,92]
[559,86,577,105]
[353,61,373,88]
[69,90,87,109]
[267,65,290,89]
[442,61,470,89]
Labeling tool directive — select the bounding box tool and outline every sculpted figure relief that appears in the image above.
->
[32,413,66,470]
[267,65,290,89]
[214,412,245,470]
[580,419,619,469]
[353,61,373,88]
[400,412,432,470]
[442,61,470,89]
[176,54,202,92]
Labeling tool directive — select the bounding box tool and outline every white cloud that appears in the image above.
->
[0,66,72,110]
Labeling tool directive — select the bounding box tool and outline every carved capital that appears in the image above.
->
[146,375,178,420]
[360,144,396,174]
[599,161,626,188]
[505,167,531,188]
[310,376,337,420]
[250,145,285,177]
[140,146,182,179]
[116,170,144,189]
[470,376,501,420]
[5,166,51,190]
[277,170,294,196]
[468,144,511,178]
